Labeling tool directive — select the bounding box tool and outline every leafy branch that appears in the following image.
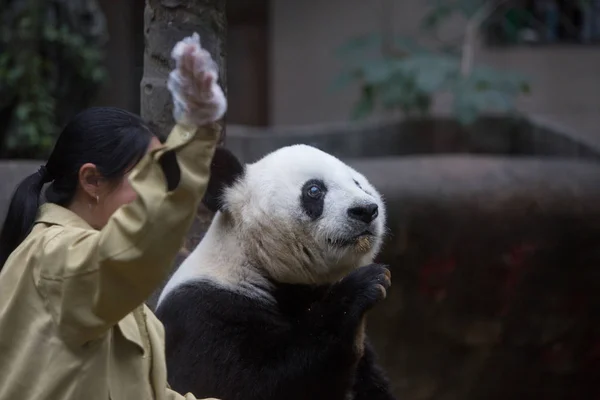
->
[0,0,108,158]
[331,0,532,125]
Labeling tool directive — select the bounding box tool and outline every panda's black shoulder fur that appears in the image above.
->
[155,274,396,400]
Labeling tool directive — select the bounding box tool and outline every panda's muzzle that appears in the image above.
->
[326,203,379,248]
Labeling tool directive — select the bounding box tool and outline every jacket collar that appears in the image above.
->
[34,203,94,230]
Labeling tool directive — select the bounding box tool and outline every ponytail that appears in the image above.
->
[0,166,50,270]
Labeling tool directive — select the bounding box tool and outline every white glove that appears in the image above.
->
[167,32,227,127]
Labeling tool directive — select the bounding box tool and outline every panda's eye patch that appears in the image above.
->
[300,179,327,220]
[307,184,323,199]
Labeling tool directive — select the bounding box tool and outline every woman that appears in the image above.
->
[0,34,225,400]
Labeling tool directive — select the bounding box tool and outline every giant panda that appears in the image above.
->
[155,144,396,400]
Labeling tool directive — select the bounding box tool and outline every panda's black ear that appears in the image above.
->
[202,146,245,213]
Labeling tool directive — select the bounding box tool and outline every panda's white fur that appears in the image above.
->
[158,144,387,306]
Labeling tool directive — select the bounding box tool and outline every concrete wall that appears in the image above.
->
[270,0,600,143]
[355,155,600,399]
[226,116,600,165]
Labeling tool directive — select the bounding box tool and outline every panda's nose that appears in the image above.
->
[347,203,379,224]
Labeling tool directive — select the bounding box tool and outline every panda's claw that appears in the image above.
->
[326,263,392,319]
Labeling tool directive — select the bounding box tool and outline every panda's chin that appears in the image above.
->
[327,230,375,253]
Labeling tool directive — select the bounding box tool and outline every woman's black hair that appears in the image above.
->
[0,106,155,269]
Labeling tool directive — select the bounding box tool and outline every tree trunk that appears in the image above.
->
[141,0,226,309]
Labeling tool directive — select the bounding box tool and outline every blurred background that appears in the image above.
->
[2,0,600,399]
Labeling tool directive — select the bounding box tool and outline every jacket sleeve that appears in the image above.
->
[35,122,220,345]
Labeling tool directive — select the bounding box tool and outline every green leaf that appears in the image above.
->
[0,53,11,68]
[15,103,31,120]
[362,59,396,85]
[466,66,531,98]
[454,101,479,125]
[18,17,32,30]
[91,67,107,83]
[380,81,406,109]
[414,93,433,115]
[414,55,459,93]
[379,72,413,108]
[391,35,427,54]
[20,122,39,142]
[475,80,491,91]
[379,70,434,116]
[453,82,481,125]
[6,65,24,85]
[415,69,445,93]
[43,25,59,42]
[520,82,531,94]
[351,86,375,120]
[329,69,359,92]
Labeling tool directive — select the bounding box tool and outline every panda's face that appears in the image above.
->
[221,145,386,284]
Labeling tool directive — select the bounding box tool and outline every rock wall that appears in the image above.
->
[355,155,600,399]
[226,116,600,164]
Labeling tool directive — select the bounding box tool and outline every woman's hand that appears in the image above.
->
[167,32,227,127]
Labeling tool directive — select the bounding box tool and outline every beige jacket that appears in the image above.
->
[0,123,220,400]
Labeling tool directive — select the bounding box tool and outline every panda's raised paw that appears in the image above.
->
[328,263,392,317]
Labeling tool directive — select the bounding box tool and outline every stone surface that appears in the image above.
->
[352,156,600,400]
[225,116,600,164]
[140,0,227,140]
[141,0,226,308]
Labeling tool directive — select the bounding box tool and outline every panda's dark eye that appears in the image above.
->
[307,185,322,199]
